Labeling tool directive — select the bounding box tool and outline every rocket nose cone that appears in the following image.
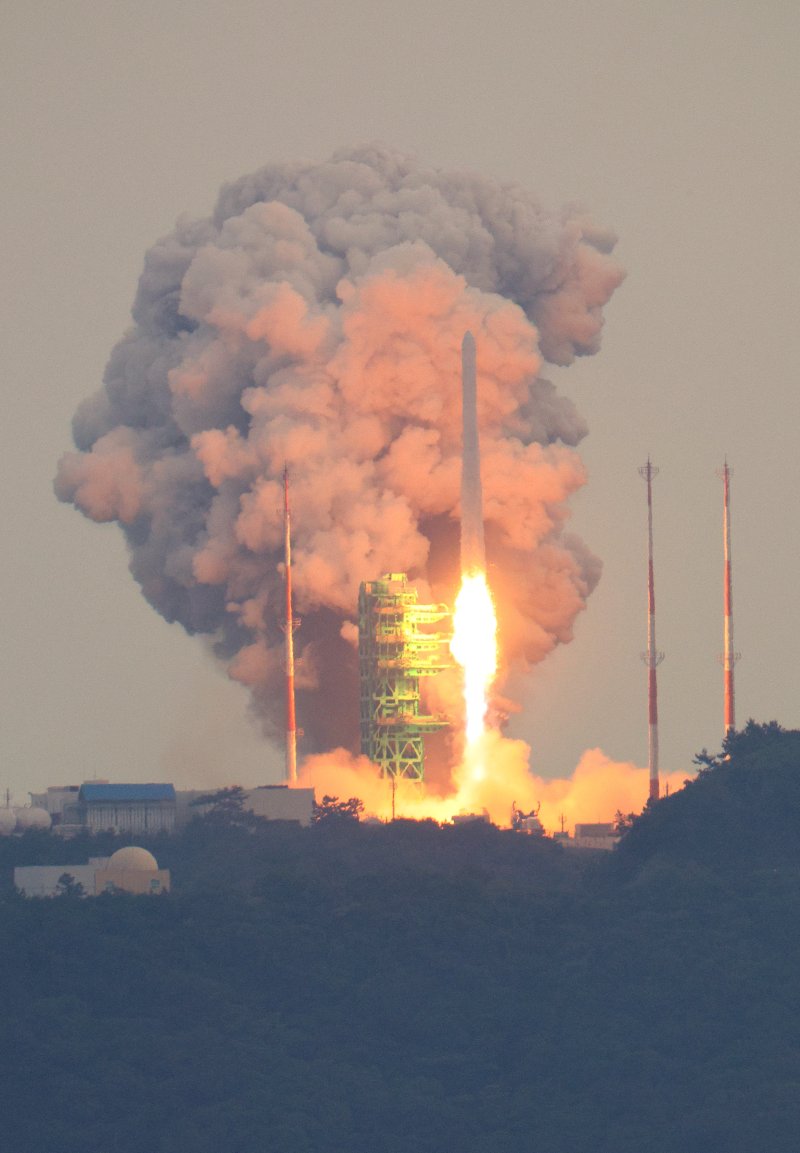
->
[462,331,476,355]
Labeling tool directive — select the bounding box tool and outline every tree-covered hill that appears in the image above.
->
[615,720,800,872]
[2,725,800,1152]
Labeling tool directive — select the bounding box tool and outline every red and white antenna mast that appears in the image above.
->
[283,465,298,784]
[718,459,740,736]
[639,458,664,802]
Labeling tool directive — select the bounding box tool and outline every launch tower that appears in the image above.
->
[282,466,299,784]
[639,458,664,802]
[718,459,740,736]
[358,574,451,781]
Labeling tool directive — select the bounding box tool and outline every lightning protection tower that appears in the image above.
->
[718,459,740,736]
[282,466,299,784]
[639,458,664,802]
[358,573,451,781]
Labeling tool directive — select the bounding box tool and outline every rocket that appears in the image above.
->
[460,331,486,574]
[720,459,739,736]
[283,465,298,785]
[639,458,664,802]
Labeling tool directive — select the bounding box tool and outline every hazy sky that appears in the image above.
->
[2,0,798,802]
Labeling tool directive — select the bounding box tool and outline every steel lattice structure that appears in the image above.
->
[358,573,451,781]
[639,458,665,802]
[718,459,741,736]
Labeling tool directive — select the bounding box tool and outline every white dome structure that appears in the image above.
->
[14,807,52,831]
[107,846,159,871]
[0,808,16,835]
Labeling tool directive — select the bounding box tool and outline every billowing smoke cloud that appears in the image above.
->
[299,738,688,830]
[56,145,624,753]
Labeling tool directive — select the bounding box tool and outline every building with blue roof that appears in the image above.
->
[76,783,177,835]
[31,781,315,834]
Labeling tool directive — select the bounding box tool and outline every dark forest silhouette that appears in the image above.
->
[1,722,799,1152]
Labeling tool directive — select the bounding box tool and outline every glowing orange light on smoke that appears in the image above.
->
[450,571,498,771]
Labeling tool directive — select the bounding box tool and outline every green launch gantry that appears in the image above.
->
[358,573,451,782]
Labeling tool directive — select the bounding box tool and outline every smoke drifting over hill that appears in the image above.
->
[56,146,624,752]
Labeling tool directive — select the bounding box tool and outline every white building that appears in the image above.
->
[15,859,108,897]
[28,785,80,824]
[15,847,170,897]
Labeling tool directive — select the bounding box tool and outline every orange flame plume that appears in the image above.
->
[450,570,498,777]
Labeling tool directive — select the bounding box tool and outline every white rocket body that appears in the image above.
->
[460,332,486,574]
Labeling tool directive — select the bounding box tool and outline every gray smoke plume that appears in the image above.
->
[55,145,624,752]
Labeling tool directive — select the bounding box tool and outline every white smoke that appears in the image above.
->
[55,145,624,752]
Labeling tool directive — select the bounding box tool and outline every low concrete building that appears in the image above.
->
[451,811,491,825]
[244,785,314,826]
[15,847,170,897]
[572,822,620,851]
[175,785,315,828]
[15,859,109,897]
[28,786,80,826]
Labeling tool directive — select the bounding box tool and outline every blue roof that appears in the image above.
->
[79,783,176,803]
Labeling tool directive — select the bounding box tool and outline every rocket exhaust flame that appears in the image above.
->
[450,334,498,773]
[299,741,689,831]
[450,571,498,749]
